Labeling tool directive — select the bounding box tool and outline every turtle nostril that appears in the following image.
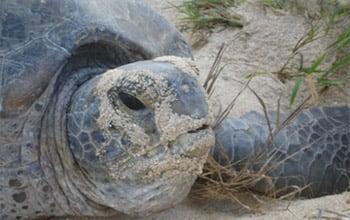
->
[118,92,146,111]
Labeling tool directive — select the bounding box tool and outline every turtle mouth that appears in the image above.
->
[169,125,213,157]
[136,125,215,183]
[188,124,210,133]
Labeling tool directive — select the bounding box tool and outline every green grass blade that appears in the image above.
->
[330,53,350,71]
[289,77,303,106]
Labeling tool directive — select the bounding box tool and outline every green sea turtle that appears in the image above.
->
[0,0,348,219]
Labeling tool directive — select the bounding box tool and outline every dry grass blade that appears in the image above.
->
[275,95,282,128]
[247,87,274,142]
[273,86,328,140]
[277,95,310,134]
[214,76,252,128]
[203,33,241,97]
[228,78,309,145]
[202,40,253,129]
[203,43,227,95]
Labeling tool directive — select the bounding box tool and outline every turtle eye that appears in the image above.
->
[118,92,146,111]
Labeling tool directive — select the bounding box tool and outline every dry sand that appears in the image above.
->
[58,0,349,219]
[123,192,350,220]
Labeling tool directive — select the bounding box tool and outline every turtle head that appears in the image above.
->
[67,57,214,216]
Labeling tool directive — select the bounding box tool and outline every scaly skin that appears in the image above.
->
[213,106,350,197]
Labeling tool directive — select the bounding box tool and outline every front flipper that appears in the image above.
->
[213,106,350,197]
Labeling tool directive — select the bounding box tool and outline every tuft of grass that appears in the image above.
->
[194,90,312,211]
[177,0,244,30]
[197,46,311,212]
[269,6,350,106]
[203,43,228,97]
[192,150,307,211]
[261,0,286,9]
[288,25,350,106]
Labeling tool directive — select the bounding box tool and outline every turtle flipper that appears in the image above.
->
[213,106,350,197]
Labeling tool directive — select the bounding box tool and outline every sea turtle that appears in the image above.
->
[0,0,348,219]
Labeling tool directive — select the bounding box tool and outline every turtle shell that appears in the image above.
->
[0,0,191,117]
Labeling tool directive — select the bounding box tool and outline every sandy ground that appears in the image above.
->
[58,0,349,219]
[123,192,350,220]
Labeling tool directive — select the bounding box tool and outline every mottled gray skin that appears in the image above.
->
[214,106,350,197]
[0,0,215,219]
